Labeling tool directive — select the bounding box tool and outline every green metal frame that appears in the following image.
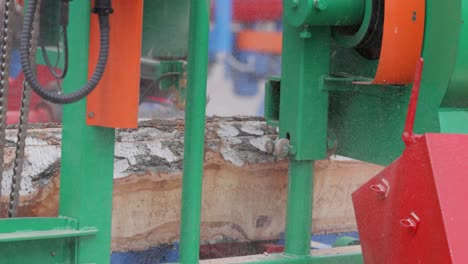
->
[59,2,116,264]
[178,0,209,263]
[261,1,466,264]
[1,1,115,264]
[176,1,364,263]
[2,0,467,263]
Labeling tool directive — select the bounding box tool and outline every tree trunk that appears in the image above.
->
[0,117,383,252]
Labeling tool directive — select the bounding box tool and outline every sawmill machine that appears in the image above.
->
[0,0,467,263]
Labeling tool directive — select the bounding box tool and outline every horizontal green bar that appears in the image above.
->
[242,255,309,264]
[311,250,363,264]
[0,217,97,242]
[0,229,97,242]
[194,254,309,264]
[439,108,468,133]
[0,217,78,232]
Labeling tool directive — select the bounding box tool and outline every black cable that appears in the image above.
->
[139,72,180,104]
[20,0,113,104]
[40,24,68,79]
[38,0,69,80]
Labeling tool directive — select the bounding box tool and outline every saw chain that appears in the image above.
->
[8,0,41,218]
[0,0,40,217]
[0,0,15,206]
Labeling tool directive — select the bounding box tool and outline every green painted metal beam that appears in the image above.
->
[439,109,468,133]
[0,229,97,243]
[442,2,468,108]
[178,0,210,263]
[0,218,95,264]
[0,217,78,233]
[283,0,365,27]
[59,1,115,264]
[310,251,363,264]
[285,160,314,256]
[0,217,96,242]
[278,25,330,161]
[242,255,310,264]
[0,238,75,264]
[328,0,463,165]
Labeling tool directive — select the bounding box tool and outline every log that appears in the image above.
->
[0,117,383,252]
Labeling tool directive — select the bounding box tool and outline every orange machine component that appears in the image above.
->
[372,0,425,84]
[236,31,283,55]
[86,0,143,128]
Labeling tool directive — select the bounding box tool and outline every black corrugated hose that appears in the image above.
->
[20,0,113,104]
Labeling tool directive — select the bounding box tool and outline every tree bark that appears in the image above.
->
[0,117,383,252]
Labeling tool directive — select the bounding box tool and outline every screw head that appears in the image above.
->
[300,27,312,39]
[313,0,328,11]
[88,112,95,118]
[274,139,290,158]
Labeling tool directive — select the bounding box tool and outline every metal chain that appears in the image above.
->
[8,0,41,217]
[0,0,14,204]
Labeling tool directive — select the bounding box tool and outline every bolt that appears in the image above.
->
[313,0,328,11]
[274,139,290,158]
[87,112,95,119]
[300,26,312,39]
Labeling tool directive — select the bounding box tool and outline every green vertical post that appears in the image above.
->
[279,15,331,257]
[178,1,210,263]
[59,1,115,264]
[284,160,314,256]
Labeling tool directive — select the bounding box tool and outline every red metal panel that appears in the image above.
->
[353,133,468,263]
[232,0,282,22]
[425,134,468,263]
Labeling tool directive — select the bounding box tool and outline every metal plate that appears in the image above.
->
[372,0,425,84]
[86,0,143,128]
[353,133,468,263]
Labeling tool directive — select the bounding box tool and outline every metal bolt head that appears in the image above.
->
[300,27,312,39]
[313,0,328,11]
[274,139,290,158]
[88,112,95,118]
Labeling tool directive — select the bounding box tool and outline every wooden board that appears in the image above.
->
[0,117,383,252]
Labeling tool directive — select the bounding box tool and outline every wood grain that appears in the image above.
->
[0,118,383,252]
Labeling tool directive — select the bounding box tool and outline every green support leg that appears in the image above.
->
[178,0,210,263]
[59,1,115,263]
[285,160,314,256]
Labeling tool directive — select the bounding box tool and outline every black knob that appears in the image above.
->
[92,0,113,16]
